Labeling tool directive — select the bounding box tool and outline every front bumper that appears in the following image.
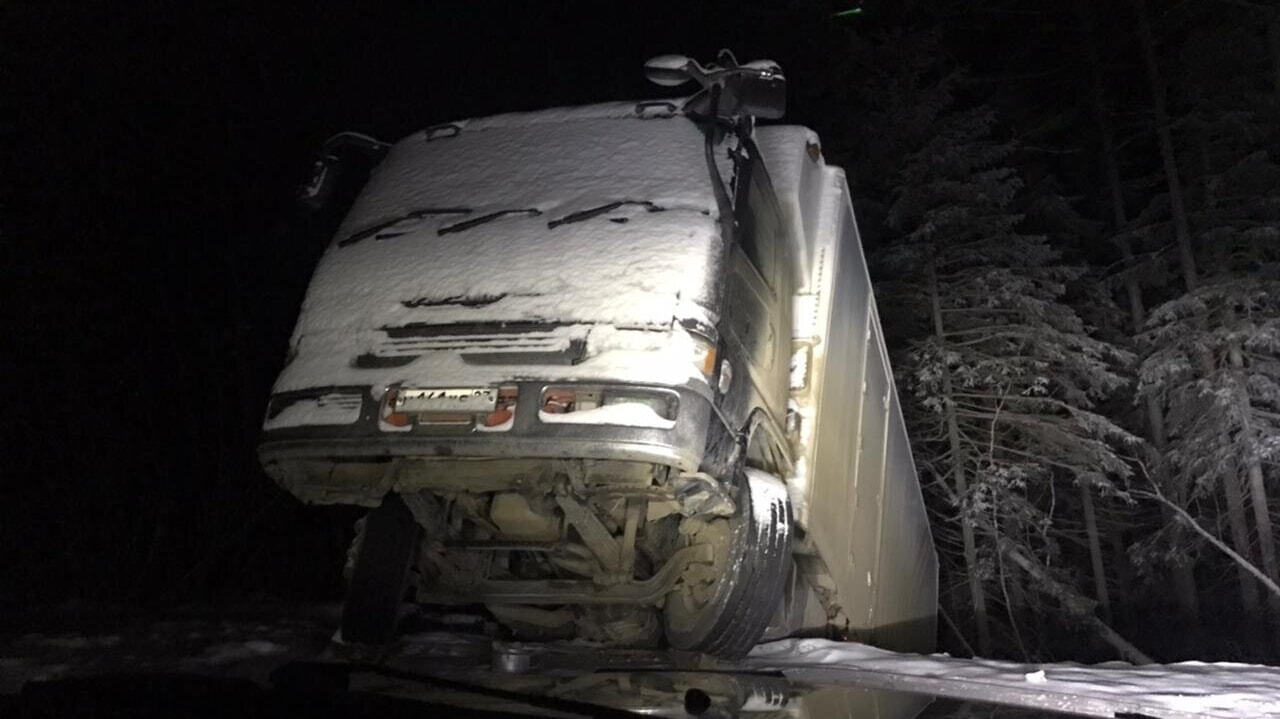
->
[258,382,713,505]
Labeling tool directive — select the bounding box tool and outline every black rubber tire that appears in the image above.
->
[663,469,792,659]
[341,493,420,644]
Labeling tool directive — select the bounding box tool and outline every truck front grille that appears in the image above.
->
[354,322,590,368]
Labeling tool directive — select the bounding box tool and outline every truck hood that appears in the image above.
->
[296,206,721,335]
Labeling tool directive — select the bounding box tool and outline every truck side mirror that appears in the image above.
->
[645,53,786,121]
[643,54,697,87]
[724,61,786,120]
[297,153,342,212]
[296,132,389,213]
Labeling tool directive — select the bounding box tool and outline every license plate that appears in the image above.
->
[394,387,497,413]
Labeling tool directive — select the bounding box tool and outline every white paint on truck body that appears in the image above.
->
[756,126,938,654]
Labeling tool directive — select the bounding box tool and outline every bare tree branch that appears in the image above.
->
[1134,484,1280,600]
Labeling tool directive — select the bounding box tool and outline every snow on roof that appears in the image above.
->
[339,112,717,235]
[423,98,690,134]
[276,110,727,393]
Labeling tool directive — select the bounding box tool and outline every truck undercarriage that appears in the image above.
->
[323,457,795,657]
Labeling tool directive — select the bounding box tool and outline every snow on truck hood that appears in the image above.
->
[274,107,724,394]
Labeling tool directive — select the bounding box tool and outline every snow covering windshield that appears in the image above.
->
[299,108,721,333]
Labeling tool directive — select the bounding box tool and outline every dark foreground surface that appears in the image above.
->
[4,604,1279,718]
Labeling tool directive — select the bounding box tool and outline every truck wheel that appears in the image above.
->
[663,469,792,658]
[341,493,420,644]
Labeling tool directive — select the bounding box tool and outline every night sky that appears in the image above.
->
[4,0,1274,663]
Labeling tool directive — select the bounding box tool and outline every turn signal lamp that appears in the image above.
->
[691,335,717,379]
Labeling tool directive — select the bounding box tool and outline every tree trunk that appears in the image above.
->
[1141,487,1280,600]
[1121,235,1201,619]
[1137,6,1257,611]
[1228,330,1280,632]
[1117,233,1200,619]
[1080,483,1112,622]
[1136,0,1247,620]
[1082,0,1200,617]
[1269,18,1280,98]
[1138,0,1277,622]
[931,472,1155,664]
[1222,469,1262,615]
[1110,524,1132,605]
[929,260,992,656]
[1007,561,1029,612]
[1246,454,1280,632]
[996,536,1153,664]
[1131,0,1199,292]
[1139,486,1280,672]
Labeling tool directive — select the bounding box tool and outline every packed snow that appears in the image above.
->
[279,308,715,398]
[262,392,363,430]
[537,401,676,429]
[429,99,686,133]
[747,638,1280,718]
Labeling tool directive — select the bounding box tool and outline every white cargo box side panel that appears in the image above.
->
[790,165,937,654]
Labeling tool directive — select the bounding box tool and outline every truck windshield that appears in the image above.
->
[338,207,472,247]
[295,116,728,332]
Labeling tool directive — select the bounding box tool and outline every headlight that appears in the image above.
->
[264,391,364,431]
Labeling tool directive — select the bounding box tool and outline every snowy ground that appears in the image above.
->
[3,606,1279,717]
[747,638,1280,718]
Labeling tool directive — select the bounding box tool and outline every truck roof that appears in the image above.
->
[415,99,693,137]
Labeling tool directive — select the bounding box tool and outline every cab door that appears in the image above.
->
[722,150,792,426]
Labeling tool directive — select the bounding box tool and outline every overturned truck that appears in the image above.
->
[259,53,937,658]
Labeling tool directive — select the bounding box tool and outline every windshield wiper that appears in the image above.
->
[438,208,541,235]
[547,201,663,229]
[338,207,472,247]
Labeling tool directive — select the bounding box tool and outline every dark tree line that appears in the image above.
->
[810,0,1280,662]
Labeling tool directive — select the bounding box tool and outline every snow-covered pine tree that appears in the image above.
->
[1137,147,1280,627]
[877,101,1143,660]
[1062,0,1204,623]
[1130,0,1280,638]
[1020,177,1140,624]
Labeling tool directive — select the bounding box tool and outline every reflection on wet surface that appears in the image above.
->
[0,611,1079,717]
[352,668,935,718]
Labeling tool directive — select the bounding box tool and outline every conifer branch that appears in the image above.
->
[1133,466,1280,601]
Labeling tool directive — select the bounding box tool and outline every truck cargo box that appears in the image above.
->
[759,127,938,653]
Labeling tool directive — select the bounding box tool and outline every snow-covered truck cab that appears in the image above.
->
[260,54,937,658]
